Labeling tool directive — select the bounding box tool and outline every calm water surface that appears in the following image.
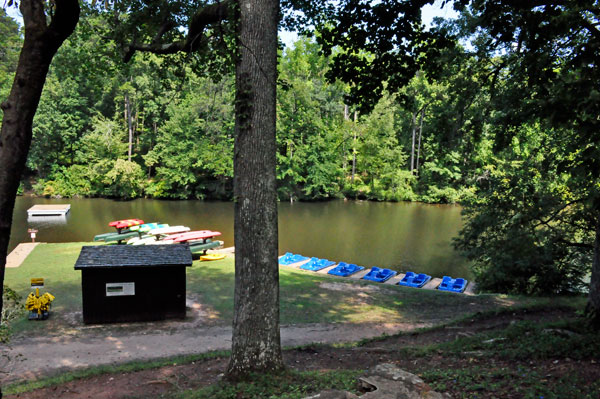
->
[10,197,469,278]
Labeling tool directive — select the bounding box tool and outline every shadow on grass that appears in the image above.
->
[279,268,517,325]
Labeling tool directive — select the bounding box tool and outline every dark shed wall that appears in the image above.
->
[81,267,187,323]
[75,245,192,324]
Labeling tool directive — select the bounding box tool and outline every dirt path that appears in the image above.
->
[1,320,431,384]
[5,307,593,399]
[6,243,40,268]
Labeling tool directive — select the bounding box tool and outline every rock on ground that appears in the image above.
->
[305,363,451,399]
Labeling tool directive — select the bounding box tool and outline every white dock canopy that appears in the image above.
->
[27,204,71,216]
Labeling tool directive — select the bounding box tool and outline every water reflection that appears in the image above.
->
[27,214,69,226]
[10,197,470,278]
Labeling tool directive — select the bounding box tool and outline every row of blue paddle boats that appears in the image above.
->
[279,252,468,293]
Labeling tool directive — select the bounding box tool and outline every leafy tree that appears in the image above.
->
[276,37,345,201]
[104,0,448,377]
[29,75,89,176]
[455,124,593,294]
[145,76,234,199]
[355,93,415,201]
[452,0,600,325]
[0,8,21,100]
[102,159,146,199]
[104,0,286,377]
[316,0,452,114]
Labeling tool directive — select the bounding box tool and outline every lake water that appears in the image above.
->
[10,197,470,278]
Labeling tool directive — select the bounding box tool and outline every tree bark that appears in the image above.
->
[342,104,348,173]
[0,0,79,396]
[351,111,357,184]
[416,107,425,175]
[226,0,283,379]
[125,93,133,161]
[410,112,416,174]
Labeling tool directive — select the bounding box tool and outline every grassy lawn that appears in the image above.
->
[4,242,538,338]
[3,243,574,336]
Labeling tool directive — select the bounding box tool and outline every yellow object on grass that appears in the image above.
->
[25,288,55,318]
[200,253,226,261]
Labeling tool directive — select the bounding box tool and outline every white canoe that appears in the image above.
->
[131,236,160,246]
[148,226,190,236]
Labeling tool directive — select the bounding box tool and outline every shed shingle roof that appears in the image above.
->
[74,245,193,269]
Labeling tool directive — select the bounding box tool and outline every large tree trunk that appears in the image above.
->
[586,213,600,328]
[0,0,79,396]
[226,0,283,379]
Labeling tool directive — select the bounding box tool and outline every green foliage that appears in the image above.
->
[19,27,496,204]
[352,93,416,201]
[101,159,145,199]
[438,318,600,361]
[75,116,128,164]
[0,8,21,101]
[455,125,593,294]
[29,76,92,176]
[1,285,22,343]
[145,75,234,199]
[42,165,94,198]
[423,365,600,399]
[276,37,346,201]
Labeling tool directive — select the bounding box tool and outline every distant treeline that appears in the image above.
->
[2,10,481,204]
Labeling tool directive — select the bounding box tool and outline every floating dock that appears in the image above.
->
[27,204,70,217]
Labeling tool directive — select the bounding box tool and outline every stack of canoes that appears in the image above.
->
[93,219,147,243]
[130,225,190,245]
[93,219,224,255]
[165,230,222,254]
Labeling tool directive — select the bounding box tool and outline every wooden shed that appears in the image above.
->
[74,245,192,324]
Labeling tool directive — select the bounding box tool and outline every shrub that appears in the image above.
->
[1,285,22,343]
[102,159,145,199]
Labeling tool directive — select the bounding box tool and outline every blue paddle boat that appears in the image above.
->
[328,262,364,277]
[300,257,336,271]
[398,271,432,288]
[363,267,397,283]
[279,252,310,265]
[438,276,468,293]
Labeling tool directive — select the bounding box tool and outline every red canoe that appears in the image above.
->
[169,230,221,243]
[108,219,145,229]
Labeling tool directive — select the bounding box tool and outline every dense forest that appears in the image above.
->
[2,8,482,204]
[0,4,597,298]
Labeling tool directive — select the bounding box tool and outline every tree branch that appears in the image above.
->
[48,0,80,40]
[151,18,177,45]
[579,17,600,42]
[532,198,584,229]
[123,0,232,63]
[556,238,594,249]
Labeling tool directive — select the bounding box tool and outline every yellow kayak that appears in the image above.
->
[200,253,226,261]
